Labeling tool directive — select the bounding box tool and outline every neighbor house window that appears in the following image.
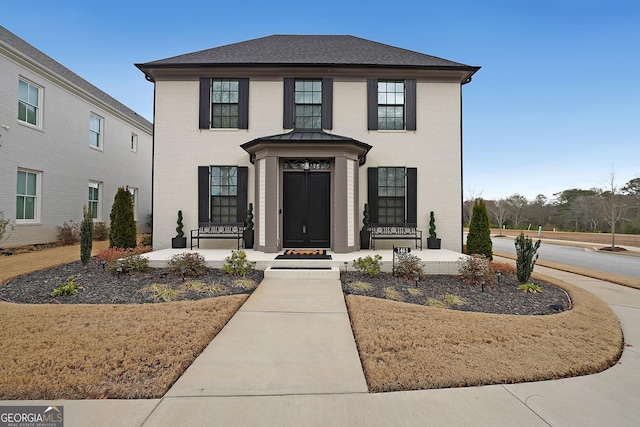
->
[89,113,103,149]
[294,79,322,129]
[367,79,416,131]
[283,78,333,129]
[88,181,100,219]
[16,169,40,222]
[377,81,405,130]
[367,167,417,225]
[197,166,248,225]
[128,187,137,220]
[130,133,138,152]
[199,78,249,129]
[18,78,41,127]
[211,79,239,128]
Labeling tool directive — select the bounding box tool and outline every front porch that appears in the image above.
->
[145,248,464,275]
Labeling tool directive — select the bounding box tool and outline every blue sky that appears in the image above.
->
[3,0,638,201]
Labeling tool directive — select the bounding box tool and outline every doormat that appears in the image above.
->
[275,249,332,260]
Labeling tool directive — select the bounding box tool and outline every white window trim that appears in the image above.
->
[88,181,102,221]
[130,133,138,152]
[89,113,104,150]
[16,168,42,224]
[18,77,43,129]
[128,187,138,221]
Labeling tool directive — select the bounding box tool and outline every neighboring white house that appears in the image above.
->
[136,35,479,253]
[0,26,152,247]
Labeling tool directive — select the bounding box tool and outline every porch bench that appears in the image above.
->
[190,222,245,250]
[370,223,422,250]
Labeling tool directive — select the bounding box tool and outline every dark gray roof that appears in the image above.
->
[137,35,478,71]
[0,25,152,130]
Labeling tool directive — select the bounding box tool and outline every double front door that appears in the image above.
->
[283,171,330,248]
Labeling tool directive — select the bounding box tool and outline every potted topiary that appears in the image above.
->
[360,203,371,249]
[243,203,254,249]
[427,211,441,249]
[172,210,187,248]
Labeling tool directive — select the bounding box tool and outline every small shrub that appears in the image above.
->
[115,255,149,273]
[142,284,183,302]
[394,253,425,279]
[382,287,403,301]
[443,294,467,306]
[407,288,422,296]
[181,281,226,296]
[51,276,82,297]
[57,221,79,245]
[139,233,152,247]
[222,250,255,276]
[518,283,542,293]
[93,222,109,241]
[167,252,208,276]
[0,211,14,246]
[233,278,256,290]
[352,255,383,276]
[96,246,150,272]
[80,205,94,266]
[492,261,516,275]
[349,281,372,291]
[426,298,445,308]
[458,254,495,286]
[515,232,541,284]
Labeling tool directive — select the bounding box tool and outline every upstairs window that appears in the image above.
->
[283,78,333,130]
[294,79,322,129]
[199,78,249,129]
[367,79,416,131]
[130,133,138,152]
[89,113,103,149]
[18,79,41,127]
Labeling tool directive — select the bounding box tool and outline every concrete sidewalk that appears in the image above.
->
[4,268,640,426]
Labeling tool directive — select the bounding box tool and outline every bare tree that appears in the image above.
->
[489,199,509,233]
[505,194,529,229]
[463,186,483,226]
[600,170,628,248]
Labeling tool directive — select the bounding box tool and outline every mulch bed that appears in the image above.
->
[1,258,570,315]
[0,258,263,304]
[341,271,571,315]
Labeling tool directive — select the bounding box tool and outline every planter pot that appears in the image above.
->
[172,236,187,249]
[243,230,254,249]
[427,237,441,250]
[360,230,371,250]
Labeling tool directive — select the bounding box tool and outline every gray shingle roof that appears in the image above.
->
[0,25,152,130]
[137,35,478,71]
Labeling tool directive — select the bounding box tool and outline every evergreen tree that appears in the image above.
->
[80,205,94,266]
[109,187,137,248]
[515,232,541,284]
[467,198,493,260]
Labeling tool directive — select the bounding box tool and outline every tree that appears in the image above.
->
[463,187,483,226]
[504,194,528,229]
[80,205,94,266]
[514,232,541,284]
[488,199,508,233]
[600,171,628,248]
[467,198,493,260]
[109,187,137,248]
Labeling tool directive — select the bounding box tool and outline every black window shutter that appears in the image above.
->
[367,167,379,224]
[198,166,210,224]
[283,78,294,129]
[405,79,417,131]
[321,78,333,130]
[199,78,210,129]
[236,167,248,223]
[238,78,249,129]
[367,79,378,130]
[406,167,417,224]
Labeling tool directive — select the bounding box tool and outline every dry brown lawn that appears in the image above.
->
[0,295,247,399]
[346,272,623,393]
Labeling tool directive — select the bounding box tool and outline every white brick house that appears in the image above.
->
[0,26,152,247]
[136,35,479,253]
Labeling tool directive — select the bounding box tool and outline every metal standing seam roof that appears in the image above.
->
[0,25,152,131]
[136,35,480,72]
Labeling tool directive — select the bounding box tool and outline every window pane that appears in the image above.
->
[17,171,26,195]
[16,196,24,219]
[24,197,35,219]
[27,172,36,195]
[29,85,39,105]
[26,105,37,125]
[19,80,28,101]
[18,102,27,122]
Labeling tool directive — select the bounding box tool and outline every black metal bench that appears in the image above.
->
[370,223,422,250]
[190,222,245,250]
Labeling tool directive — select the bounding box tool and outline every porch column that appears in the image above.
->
[333,156,358,253]
[255,156,279,253]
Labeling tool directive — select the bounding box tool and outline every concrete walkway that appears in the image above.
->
[3,268,640,426]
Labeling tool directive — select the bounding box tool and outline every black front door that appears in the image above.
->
[283,171,330,248]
